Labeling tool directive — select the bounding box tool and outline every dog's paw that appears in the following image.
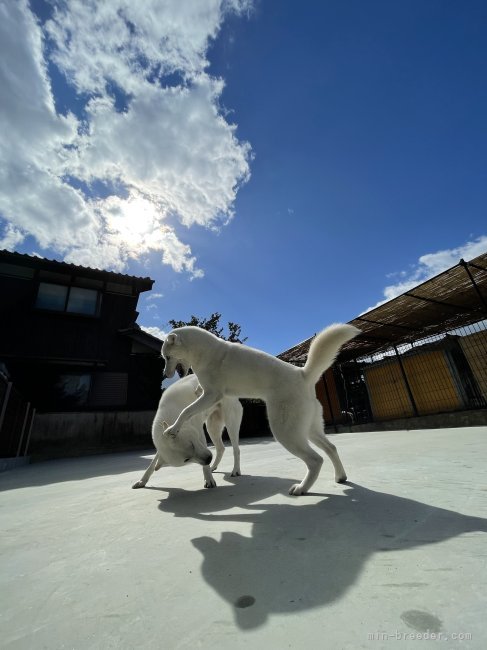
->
[210,464,219,472]
[132,480,146,489]
[288,483,306,496]
[336,474,348,484]
[204,478,217,488]
[231,469,241,477]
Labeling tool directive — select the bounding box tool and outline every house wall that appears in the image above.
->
[0,257,161,413]
[0,272,139,367]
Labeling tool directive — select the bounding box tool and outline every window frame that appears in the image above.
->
[35,281,102,317]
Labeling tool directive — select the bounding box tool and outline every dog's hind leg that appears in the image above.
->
[206,406,225,472]
[309,401,347,483]
[286,443,323,496]
[267,402,323,496]
[224,399,243,477]
[310,427,347,483]
[132,453,160,489]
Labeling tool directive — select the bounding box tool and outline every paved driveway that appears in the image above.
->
[1,426,486,649]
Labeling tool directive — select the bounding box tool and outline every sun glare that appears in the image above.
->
[104,194,166,251]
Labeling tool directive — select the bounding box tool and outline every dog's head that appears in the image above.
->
[162,326,211,379]
[159,421,212,467]
[161,331,185,379]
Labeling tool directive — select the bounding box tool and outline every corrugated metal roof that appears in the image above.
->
[0,250,154,289]
[278,253,487,364]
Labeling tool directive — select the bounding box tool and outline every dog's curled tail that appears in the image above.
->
[302,324,361,385]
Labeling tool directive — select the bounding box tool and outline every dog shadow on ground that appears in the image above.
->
[157,475,487,630]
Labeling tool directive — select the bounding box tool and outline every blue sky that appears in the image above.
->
[1,1,486,355]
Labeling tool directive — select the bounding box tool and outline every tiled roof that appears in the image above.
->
[0,249,154,289]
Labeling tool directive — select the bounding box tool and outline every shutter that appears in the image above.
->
[90,373,128,407]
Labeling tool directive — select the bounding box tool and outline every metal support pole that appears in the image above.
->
[23,408,36,457]
[16,402,31,457]
[459,258,487,311]
[394,346,419,417]
[0,382,13,434]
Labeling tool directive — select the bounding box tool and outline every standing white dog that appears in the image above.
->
[162,323,360,495]
[132,374,243,490]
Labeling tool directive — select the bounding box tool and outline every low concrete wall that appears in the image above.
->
[332,408,487,434]
[0,456,31,472]
[29,402,272,459]
[30,410,155,458]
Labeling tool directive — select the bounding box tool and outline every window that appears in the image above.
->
[67,287,99,316]
[90,373,128,406]
[35,282,100,316]
[54,374,91,406]
[52,373,128,408]
[36,283,68,311]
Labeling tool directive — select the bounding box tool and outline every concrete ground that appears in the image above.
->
[1,426,486,650]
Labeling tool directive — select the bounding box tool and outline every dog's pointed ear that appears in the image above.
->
[165,333,178,346]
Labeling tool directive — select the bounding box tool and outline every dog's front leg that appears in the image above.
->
[165,390,222,438]
[132,453,160,489]
[202,464,217,489]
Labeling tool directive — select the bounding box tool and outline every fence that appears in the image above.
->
[320,319,487,429]
[0,375,36,459]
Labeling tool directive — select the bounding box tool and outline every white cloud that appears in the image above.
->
[365,235,487,312]
[145,293,164,301]
[0,224,25,250]
[140,325,167,341]
[0,0,252,277]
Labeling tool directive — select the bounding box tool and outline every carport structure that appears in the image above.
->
[279,253,487,428]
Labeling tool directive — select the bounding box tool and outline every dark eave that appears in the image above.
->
[0,250,154,292]
[119,327,163,352]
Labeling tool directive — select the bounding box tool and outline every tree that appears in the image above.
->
[168,312,247,343]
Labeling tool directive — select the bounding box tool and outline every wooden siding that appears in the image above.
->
[364,350,463,420]
[403,351,462,415]
[365,361,414,421]
[459,331,487,401]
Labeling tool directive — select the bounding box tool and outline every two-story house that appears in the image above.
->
[0,250,164,458]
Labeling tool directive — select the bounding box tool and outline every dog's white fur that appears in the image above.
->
[132,374,243,490]
[162,323,360,495]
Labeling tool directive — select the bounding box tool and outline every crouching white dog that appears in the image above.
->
[132,374,243,490]
[162,323,360,495]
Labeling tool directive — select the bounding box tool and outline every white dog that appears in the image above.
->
[162,323,360,495]
[132,374,243,490]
